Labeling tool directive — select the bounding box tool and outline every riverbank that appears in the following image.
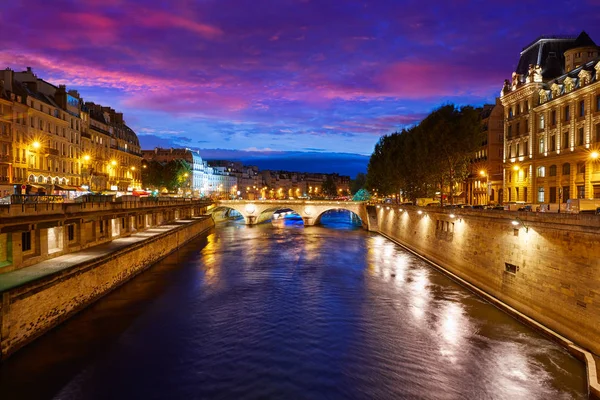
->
[370,205,600,398]
[0,216,214,359]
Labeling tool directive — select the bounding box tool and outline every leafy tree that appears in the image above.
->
[350,172,366,194]
[141,160,164,190]
[352,188,372,201]
[321,175,338,197]
[365,104,483,204]
[141,159,192,191]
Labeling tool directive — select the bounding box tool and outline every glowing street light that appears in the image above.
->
[512,165,520,171]
[111,160,117,166]
[32,141,41,150]
[83,154,91,162]
[591,151,599,160]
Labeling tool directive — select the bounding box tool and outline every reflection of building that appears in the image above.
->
[464,100,504,205]
[501,31,600,205]
[0,67,142,196]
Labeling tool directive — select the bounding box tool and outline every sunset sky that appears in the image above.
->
[2,0,600,176]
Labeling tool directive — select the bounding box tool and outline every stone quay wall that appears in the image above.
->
[0,217,214,359]
[369,205,600,356]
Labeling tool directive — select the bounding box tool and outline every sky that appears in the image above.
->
[2,0,600,177]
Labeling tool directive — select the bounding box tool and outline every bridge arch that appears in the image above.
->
[313,207,364,227]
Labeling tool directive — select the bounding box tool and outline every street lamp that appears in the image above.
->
[32,141,41,150]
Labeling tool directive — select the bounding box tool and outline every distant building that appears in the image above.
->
[464,100,504,205]
[142,148,237,197]
[500,31,600,206]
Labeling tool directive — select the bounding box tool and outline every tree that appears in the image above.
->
[141,159,192,192]
[321,175,338,197]
[350,172,366,194]
[365,104,484,204]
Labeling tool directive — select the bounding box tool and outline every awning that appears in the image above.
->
[54,185,88,192]
[53,184,74,191]
[27,184,46,190]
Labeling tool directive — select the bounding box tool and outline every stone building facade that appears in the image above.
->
[0,67,142,196]
[501,32,600,206]
[465,100,505,205]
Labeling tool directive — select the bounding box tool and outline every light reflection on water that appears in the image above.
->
[0,211,587,400]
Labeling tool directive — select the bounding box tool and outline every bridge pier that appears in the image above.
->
[245,215,257,225]
[302,217,315,226]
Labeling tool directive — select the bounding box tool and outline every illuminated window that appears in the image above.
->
[539,114,545,130]
[537,166,546,177]
[537,187,545,203]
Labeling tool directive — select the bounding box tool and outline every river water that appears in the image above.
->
[0,212,587,399]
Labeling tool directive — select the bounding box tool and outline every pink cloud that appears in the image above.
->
[133,10,223,37]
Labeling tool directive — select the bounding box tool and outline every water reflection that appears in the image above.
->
[0,211,587,400]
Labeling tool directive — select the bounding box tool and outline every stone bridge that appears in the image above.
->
[211,200,371,228]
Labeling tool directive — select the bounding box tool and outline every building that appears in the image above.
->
[500,31,600,206]
[464,100,504,205]
[0,67,142,197]
[142,148,238,198]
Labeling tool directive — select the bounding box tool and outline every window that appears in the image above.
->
[578,162,586,174]
[22,231,32,252]
[550,135,556,151]
[516,187,520,200]
[562,186,570,201]
[525,119,529,132]
[508,125,512,137]
[99,220,104,233]
[516,143,520,156]
[578,128,584,146]
[562,163,571,175]
[580,100,585,117]
[525,100,529,111]
[67,225,75,241]
[563,131,569,149]
[551,110,556,125]
[565,105,570,121]
[596,124,600,142]
[596,95,600,112]
[516,122,520,135]
[594,185,600,199]
[509,108,513,118]
[539,137,545,154]
[537,166,546,177]
[524,140,528,155]
[539,114,545,130]
[577,185,585,199]
[524,187,528,201]
[549,187,557,203]
[549,165,557,176]
[538,187,545,203]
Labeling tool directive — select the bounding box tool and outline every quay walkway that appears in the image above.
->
[0,219,207,293]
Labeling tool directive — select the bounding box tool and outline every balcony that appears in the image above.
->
[45,148,60,156]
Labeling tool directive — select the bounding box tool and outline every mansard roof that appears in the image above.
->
[516,31,597,80]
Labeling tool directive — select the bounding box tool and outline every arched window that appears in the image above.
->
[38,176,45,183]
[549,165,557,176]
[562,163,571,175]
[28,175,36,183]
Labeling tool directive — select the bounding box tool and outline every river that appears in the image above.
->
[0,211,587,399]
